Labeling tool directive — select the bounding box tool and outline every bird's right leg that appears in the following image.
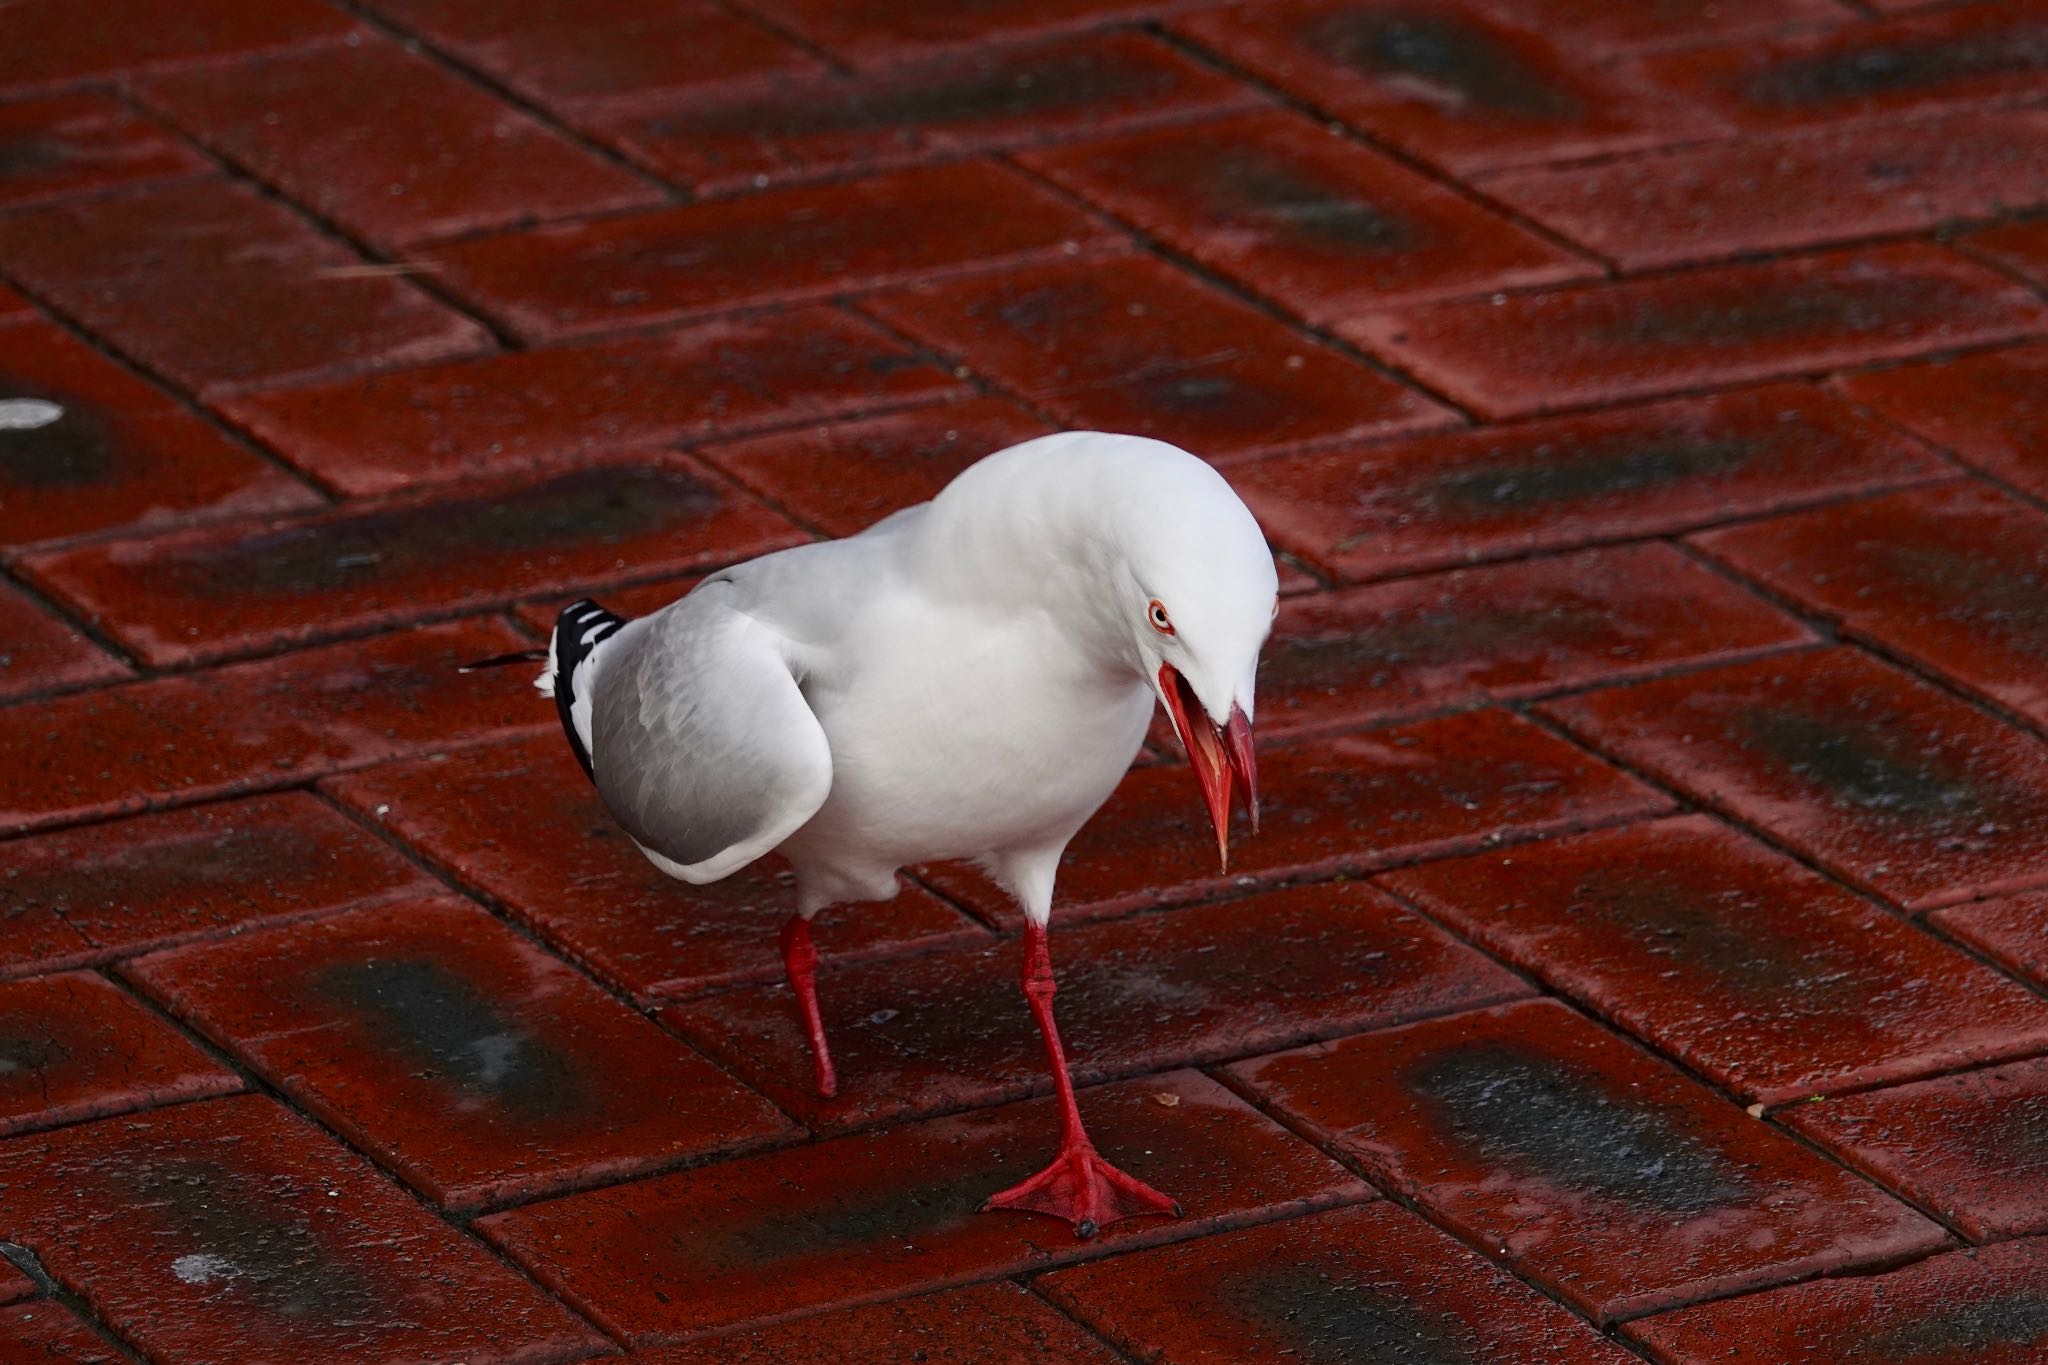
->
[779,913,837,1099]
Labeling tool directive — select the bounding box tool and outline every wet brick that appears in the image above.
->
[1483,107,2048,270]
[701,396,1053,536]
[1543,646,2048,911]
[1698,481,2048,729]
[1931,890,2048,990]
[862,254,1454,459]
[634,1282,1121,1363]
[0,792,431,977]
[666,881,1527,1130]
[1969,218,2048,291]
[322,733,986,1001]
[1629,1236,2048,1363]
[1347,243,2048,418]
[0,581,125,702]
[1020,107,1597,322]
[0,1302,121,1363]
[1383,814,2048,1104]
[0,317,317,545]
[0,970,238,1137]
[1238,385,1945,581]
[360,0,818,108]
[1641,1,2048,132]
[136,34,660,247]
[0,93,207,210]
[1786,1056,2048,1242]
[129,895,794,1209]
[1176,0,1723,174]
[419,161,1117,342]
[23,455,803,666]
[216,307,964,497]
[0,180,490,395]
[1469,0,1846,55]
[0,1094,606,1364]
[1256,543,1810,739]
[1232,998,1946,1322]
[478,1071,1369,1344]
[596,32,1258,193]
[739,0,1179,65]
[919,711,1667,927]
[1041,1201,1638,1364]
[0,0,355,95]
[1837,344,2048,502]
[0,617,550,835]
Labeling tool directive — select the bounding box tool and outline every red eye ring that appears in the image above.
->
[1148,599,1175,635]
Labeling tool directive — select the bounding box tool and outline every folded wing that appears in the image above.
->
[590,584,833,884]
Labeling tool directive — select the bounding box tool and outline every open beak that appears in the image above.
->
[1158,663,1259,870]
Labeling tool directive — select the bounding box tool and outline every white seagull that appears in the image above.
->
[477,431,1277,1236]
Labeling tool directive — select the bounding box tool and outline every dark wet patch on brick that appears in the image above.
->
[697,330,925,402]
[152,466,721,597]
[313,957,588,1121]
[1863,1288,2048,1356]
[1744,22,2048,111]
[1310,8,1581,120]
[648,45,1181,146]
[1201,150,1419,252]
[1565,867,1866,1007]
[1411,437,1757,516]
[983,279,1112,335]
[0,825,313,931]
[0,1028,60,1078]
[125,1158,383,1322]
[1266,597,1609,692]
[1126,367,1274,423]
[1218,1261,1479,1364]
[1740,706,1998,828]
[1592,275,1969,349]
[0,382,120,490]
[1406,1040,1749,1213]
[0,136,64,180]
[707,1167,987,1266]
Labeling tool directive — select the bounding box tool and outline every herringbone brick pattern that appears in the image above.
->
[3,2,2047,1360]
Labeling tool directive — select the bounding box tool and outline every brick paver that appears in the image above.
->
[3,1,2045,1353]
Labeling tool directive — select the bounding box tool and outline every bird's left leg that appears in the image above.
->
[979,918,1180,1238]
[779,913,837,1099]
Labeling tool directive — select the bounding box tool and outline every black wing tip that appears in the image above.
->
[458,649,548,672]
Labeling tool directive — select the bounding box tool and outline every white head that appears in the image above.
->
[925,432,1280,863]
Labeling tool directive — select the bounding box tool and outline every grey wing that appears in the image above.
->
[588,584,832,884]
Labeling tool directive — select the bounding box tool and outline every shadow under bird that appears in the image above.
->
[469,431,1277,1237]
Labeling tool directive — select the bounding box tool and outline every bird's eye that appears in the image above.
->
[1148,599,1175,635]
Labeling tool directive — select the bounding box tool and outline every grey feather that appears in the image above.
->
[588,582,833,883]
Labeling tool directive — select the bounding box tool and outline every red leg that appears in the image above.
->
[780,914,837,1100]
[979,920,1180,1239]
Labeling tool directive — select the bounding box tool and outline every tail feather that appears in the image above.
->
[549,598,628,782]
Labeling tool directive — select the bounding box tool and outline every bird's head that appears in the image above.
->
[1109,451,1279,869]
[925,432,1281,866]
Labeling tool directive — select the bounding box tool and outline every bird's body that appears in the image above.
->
[521,431,1279,1235]
[614,513,1152,915]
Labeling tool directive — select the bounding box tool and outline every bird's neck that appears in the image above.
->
[909,464,1141,677]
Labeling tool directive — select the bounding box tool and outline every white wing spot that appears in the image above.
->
[0,399,64,431]
[171,1253,239,1285]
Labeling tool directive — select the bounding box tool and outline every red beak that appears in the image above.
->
[1158,664,1259,869]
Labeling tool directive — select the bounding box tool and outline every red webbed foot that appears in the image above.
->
[980,1139,1180,1239]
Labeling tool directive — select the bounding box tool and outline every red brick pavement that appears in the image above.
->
[3,1,2047,1358]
